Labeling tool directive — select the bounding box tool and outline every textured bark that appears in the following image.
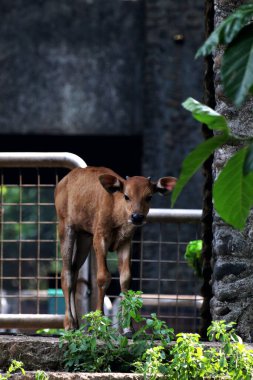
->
[211,0,253,342]
[200,0,215,339]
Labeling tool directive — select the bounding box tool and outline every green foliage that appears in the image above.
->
[182,97,230,133]
[213,147,253,229]
[185,240,203,278]
[196,3,253,57]
[0,360,48,379]
[173,5,253,230]
[221,23,253,106]
[206,320,253,379]
[118,290,145,330]
[173,97,253,230]
[244,141,253,174]
[58,292,253,379]
[172,99,230,207]
[145,313,174,346]
[134,320,253,380]
[36,327,65,336]
[0,360,25,379]
[35,370,49,380]
[196,3,253,106]
[59,291,174,373]
[59,310,126,372]
[134,346,166,380]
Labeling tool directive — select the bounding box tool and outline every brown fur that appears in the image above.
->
[55,166,176,330]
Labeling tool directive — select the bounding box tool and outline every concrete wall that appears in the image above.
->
[0,0,205,208]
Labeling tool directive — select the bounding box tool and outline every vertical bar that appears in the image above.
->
[175,223,180,333]
[18,170,22,313]
[37,169,41,314]
[55,170,59,314]
[139,228,144,291]
[0,171,4,313]
[157,223,162,317]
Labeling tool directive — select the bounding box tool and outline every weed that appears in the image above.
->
[0,360,25,379]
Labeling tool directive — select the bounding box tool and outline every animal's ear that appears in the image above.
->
[155,177,177,195]
[99,174,124,194]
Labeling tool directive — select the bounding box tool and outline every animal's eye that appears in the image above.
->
[124,194,130,201]
[146,195,153,202]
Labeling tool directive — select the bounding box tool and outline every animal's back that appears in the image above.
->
[55,166,123,231]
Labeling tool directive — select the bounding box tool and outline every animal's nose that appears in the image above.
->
[131,213,145,225]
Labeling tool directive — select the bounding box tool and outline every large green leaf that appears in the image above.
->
[221,23,253,106]
[171,134,229,206]
[213,147,253,230]
[182,98,230,134]
[196,3,253,57]
[243,142,253,175]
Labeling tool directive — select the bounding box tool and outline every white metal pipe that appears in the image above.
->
[0,314,64,329]
[147,208,202,223]
[0,152,87,169]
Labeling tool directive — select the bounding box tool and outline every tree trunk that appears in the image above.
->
[211,0,253,342]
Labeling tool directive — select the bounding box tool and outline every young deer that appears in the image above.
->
[55,166,176,332]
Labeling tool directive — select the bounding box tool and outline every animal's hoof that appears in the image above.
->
[64,317,78,330]
[123,327,135,338]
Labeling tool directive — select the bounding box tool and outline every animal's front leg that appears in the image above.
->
[59,223,77,330]
[93,236,111,313]
[117,242,134,337]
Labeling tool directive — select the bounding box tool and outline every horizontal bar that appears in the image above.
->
[147,208,202,223]
[0,314,64,329]
[0,152,86,170]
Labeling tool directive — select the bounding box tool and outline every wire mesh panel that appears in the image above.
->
[0,168,66,317]
[107,214,202,334]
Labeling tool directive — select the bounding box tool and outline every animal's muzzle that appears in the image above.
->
[131,213,145,226]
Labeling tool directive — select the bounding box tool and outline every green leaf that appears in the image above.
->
[222,23,253,106]
[196,3,253,57]
[243,142,253,175]
[213,147,253,230]
[171,134,229,206]
[182,98,229,134]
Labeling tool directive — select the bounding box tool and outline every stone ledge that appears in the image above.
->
[0,335,63,371]
[1,334,253,377]
[10,372,143,380]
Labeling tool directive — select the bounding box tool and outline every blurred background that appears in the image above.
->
[0,0,206,333]
[0,0,205,208]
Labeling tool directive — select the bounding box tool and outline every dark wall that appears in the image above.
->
[0,0,205,208]
[0,0,144,136]
[143,0,205,208]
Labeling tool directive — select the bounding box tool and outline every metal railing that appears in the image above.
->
[0,153,203,333]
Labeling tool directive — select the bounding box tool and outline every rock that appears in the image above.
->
[0,335,64,371]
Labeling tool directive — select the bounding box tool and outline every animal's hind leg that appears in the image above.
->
[72,232,92,327]
[59,223,76,330]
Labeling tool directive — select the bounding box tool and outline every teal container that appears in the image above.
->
[48,288,65,314]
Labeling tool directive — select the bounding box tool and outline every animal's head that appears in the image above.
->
[99,174,177,226]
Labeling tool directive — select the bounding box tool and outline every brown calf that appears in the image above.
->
[55,166,176,331]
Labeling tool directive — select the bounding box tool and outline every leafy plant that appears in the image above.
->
[185,240,203,278]
[134,346,166,380]
[173,97,253,230]
[59,290,174,373]
[118,289,145,330]
[134,320,253,379]
[0,360,25,379]
[59,309,133,372]
[172,4,253,231]
[196,3,253,106]
[35,370,49,380]
[36,327,65,336]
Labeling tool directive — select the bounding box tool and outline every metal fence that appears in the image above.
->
[0,153,203,334]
